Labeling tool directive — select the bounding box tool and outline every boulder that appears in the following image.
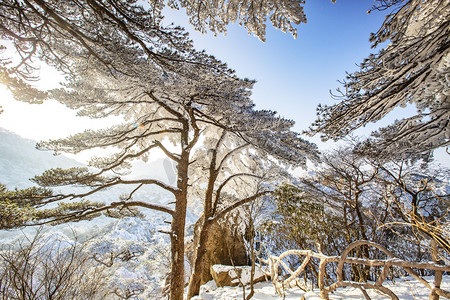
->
[210,264,269,287]
[186,215,248,285]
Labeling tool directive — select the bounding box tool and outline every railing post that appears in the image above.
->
[319,257,329,300]
[429,240,443,300]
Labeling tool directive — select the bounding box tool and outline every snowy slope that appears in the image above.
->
[0,128,82,188]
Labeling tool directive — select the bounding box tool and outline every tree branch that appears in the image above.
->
[211,191,271,223]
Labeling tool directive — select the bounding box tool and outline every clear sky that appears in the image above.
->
[0,0,448,165]
[163,0,392,135]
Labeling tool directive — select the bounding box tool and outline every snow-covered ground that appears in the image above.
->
[194,276,450,299]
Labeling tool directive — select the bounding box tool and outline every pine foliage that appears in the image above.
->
[0,0,307,94]
[167,0,307,41]
[308,0,450,155]
[0,184,142,229]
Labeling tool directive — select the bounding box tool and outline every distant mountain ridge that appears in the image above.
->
[0,128,82,189]
[0,128,180,209]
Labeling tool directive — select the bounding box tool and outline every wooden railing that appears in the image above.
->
[261,241,450,299]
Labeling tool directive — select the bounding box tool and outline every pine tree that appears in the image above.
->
[2,27,317,298]
[0,2,319,298]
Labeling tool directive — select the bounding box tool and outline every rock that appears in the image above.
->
[210,264,269,287]
[186,215,248,285]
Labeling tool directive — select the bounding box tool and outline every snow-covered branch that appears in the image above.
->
[308,0,449,155]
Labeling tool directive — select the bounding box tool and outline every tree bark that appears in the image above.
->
[169,204,186,300]
[187,220,212,298]
[169,152,189,300]
[187,137,218,299]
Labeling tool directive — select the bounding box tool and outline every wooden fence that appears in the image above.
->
[260,240,450,299]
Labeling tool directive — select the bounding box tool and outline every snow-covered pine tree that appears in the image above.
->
[4,25,317,298]
[308,0,449,156]
[0,0,224,92]
[1,2,317,298]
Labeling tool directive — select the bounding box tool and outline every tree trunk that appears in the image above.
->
[247,219,256,300]
[187,220,211,298]
[169,153,189,300]
[170,204,186,300]
[188,142,217,299]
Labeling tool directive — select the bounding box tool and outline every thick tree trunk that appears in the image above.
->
[169,199,187,300]
[187,220,211,298]
[169,153,189,300]
[188,144,217,299]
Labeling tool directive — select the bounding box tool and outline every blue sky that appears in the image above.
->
[163,0,391,137]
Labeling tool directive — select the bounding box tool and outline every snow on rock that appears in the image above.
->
[210,264,269,287]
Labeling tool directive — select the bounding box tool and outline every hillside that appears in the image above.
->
[0,128,83,188]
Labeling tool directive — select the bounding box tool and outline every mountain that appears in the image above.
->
[0,128,83,188]
[0,128,182,208]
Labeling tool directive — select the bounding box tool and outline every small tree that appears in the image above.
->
[241,194,270,299]
[0,230,107,300]
[299,148,382,253]
[265,184,343,255]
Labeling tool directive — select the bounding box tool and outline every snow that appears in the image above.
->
[211,265,268,286]
[0,128,83,189]
[193,276,450,299]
